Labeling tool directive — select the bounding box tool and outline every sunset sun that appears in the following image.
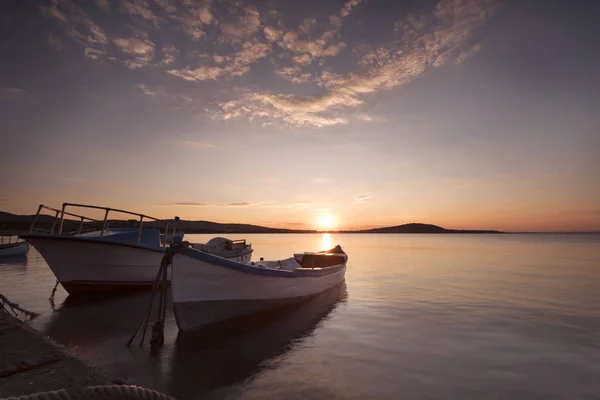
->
[318,214,335,231]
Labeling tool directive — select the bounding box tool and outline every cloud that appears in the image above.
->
[321,42,345,56]
[216,0,499,127]
[118,0,161,27]
[222,41,271,76]
[264,26,284,42]
[84,48,106,60]
[168,66,223,81]
[279,30,344,59]
[136,84,160,96]
[354,192,373,203]
[160,44,178,66]
[95,0,110,12]
[0,87,26,101]
[216,101,334,128]
[270,0,360,62]
[276,66,312,83]
[213,55,230,64]
[455,43,482,64]
[216,87,362,127]
[355,113,374,121]
[292,54,312,65]
[175,2,215,40]
[41,0,109,60]
[220,4,261,41]
[261,202,311,209]
[557,210,600,216]
[298,17,317,34]
[153,0,178,14]
[160,202,251,207]
[168,41,270,81]
[339,0,362,17]
[135,84,195,107]
[312,178,333,184]
[113,35,155,68]
[183,141,216,149]
[161,200,312,210]
[39,0,498,128]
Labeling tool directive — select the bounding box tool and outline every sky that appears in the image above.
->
[0,0,599,232]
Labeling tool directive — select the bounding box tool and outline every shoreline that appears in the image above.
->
[0,309,110,397]
[0,309,171,399]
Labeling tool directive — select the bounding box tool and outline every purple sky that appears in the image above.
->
[0,0,599,232]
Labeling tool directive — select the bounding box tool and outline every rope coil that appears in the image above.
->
[0,384,176,400]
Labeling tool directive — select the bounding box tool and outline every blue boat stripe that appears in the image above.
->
[20,234,165,253]
[178,246,345,278]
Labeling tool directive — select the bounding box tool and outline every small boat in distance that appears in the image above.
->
[20,203,253,294]
[171,243,348,332]
[0,235,30,257]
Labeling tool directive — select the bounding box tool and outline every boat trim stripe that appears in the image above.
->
[178,246,346,278]
[0,242,29,249]
[20,234,165,253]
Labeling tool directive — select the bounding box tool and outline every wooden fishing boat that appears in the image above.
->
[171,244,348,332]
[0,235,29,257]
[20,203,252,294]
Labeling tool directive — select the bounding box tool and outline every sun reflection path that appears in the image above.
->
[321,233,332,251]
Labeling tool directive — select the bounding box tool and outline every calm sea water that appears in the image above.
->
[1,233,599,399]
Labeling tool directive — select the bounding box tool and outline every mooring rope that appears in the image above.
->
[126,241,189,351]
[48,280,59,304]
[0,384,176,400]
[0,293,39,321]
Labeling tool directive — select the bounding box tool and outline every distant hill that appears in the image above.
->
[350,223,503,234]
[0,211,315,234]
[0,212,501,234]
[145,219,315,234]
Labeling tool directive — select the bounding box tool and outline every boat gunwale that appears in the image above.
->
[0,241,29,249]
[177,246,346,278]
[19,233,165,253]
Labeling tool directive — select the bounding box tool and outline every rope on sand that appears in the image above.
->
[0,293,39,321]
[0,384,176,400]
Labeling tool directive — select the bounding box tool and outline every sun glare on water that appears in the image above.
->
[321,232,332,250]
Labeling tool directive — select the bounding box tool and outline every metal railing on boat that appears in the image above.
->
[28,203,176,247]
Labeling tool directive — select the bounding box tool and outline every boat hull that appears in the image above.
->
[25,237,166,294]
[0,241,30,257]
[171,250,346,332]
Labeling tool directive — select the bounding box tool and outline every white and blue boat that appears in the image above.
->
[171,243,348,332]
[21,203,252,294]
[0,235,30,257]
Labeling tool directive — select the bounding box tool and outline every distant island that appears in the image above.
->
[0,211,503,234]
[346,223,503,234]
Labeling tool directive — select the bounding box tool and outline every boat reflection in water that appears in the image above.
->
[43,281,347,398]
[168,281,347,398]
[0,254,28,266]
[45,290,173,346]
